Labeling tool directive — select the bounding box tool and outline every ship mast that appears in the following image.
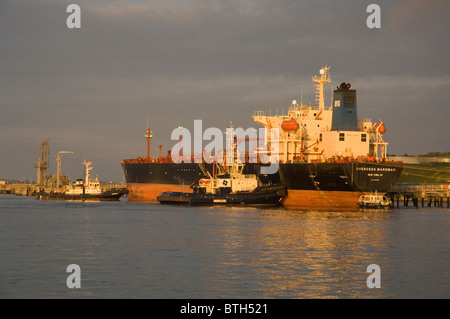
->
[312,66,331,111]
[145,127,153,159]
[84,160,92,184]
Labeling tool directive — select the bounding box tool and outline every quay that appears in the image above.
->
[387,183,450,209]
[0,183,39,196]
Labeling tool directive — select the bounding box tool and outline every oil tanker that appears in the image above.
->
[122,66,402,209]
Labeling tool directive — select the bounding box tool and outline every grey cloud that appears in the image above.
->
[1,0,449,181]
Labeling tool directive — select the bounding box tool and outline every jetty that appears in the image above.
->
[387,183,450,208]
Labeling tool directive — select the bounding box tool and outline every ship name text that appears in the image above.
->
[356,167,396,172]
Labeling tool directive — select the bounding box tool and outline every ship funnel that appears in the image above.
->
[331,82,358,131]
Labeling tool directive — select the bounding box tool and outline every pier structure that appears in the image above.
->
[387,183,450,209]
[0,183,41,196]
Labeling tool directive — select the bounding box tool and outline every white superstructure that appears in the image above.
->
[197,163,259,194]
[253,66,389,164]
[65,160,102,195]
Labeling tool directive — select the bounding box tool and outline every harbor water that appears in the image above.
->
[0,195,449,299]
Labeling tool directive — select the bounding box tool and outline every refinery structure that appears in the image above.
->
[32,138,73,188]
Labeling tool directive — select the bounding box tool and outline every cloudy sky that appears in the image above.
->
[1,0,449,182]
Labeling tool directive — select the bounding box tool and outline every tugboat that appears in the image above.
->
[157,162,286,206]
[357,191,393,209]
[37,160,128,201]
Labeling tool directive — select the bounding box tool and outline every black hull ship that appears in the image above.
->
[38,160,128,201]
[122,66,403,210]
[123,161,401,209]
[37,190,127,201]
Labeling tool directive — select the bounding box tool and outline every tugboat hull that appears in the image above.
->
[157,185,286,206]
[37,189,128,201]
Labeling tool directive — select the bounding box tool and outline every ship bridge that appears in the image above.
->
[253,66,390,164]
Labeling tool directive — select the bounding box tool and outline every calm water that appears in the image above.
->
[0,194,449,299]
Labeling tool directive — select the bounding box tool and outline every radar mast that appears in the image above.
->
[312,66,331,111]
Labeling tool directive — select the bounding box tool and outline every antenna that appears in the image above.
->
[330,83,333,110]
[300,83,303,106]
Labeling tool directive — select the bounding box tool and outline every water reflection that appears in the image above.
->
[2,196,447,298]
[214,207,392,298]
[276,207,395,220]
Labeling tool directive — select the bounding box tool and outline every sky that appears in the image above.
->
[1,0,449,182]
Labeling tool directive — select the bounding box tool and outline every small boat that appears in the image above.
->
[37,160,128,201]
[357,191,393,209]
[157,163,286,206]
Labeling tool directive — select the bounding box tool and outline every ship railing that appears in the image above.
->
[330,127,363,132]
[314,155,402,164]
[288,105,302,112]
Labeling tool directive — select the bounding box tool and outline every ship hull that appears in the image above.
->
[123,162,207,202]
[122,162,280,202]
[36,189,128,201]
[127,182,193,202]
[122,161,402,209]
[278,162,402,210]
[278,162,402,192]
[157,185,286,206]
[282,190,362,210]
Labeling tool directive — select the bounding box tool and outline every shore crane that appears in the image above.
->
[56,151,74,187]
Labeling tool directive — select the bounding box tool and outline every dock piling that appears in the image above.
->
[388,183,449,209]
